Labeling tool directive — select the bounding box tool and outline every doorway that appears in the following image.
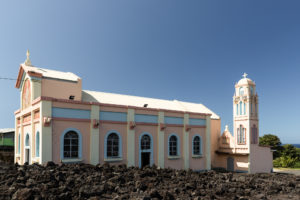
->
[227,157,234,172]
[141,152,150,168]
[139,133,153,168]
[25,134,30,164]
[25,148,30,163]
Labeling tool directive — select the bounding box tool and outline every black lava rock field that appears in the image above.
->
[0,162,299,200]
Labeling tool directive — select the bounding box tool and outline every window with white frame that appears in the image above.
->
[169,135,178,156]
[193,136,202,155]
[63,131,79,158]
[106,133,120,157]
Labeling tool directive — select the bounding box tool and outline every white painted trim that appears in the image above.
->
[104,158,123,162]
[168,156,181,160]
[61,158,83,163]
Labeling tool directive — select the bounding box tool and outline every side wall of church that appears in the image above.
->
[210,119,221,168]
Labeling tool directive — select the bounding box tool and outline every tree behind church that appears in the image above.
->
[259,134,283,159]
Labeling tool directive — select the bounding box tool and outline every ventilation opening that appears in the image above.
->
[143,104,148,108]
[69,95,75,100]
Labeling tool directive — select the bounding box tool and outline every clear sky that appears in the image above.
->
[0,0,299,144]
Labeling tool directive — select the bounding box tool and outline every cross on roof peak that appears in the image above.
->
[243,72,248,79]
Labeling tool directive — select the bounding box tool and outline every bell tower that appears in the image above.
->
[233,73,259,151]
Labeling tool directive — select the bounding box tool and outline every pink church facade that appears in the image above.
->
[14,52,272,173]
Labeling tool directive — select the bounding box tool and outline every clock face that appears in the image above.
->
[22,79,31,109]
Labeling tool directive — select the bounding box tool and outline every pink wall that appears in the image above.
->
[210,119,221,168]
[41,79,82,101]
[52,120,90,163]
[99,123,127,165]
[164,126,184,170]
[134,125,158,167]
[189,127,206,171]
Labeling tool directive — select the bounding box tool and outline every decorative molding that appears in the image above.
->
[93,119,99,128]
[43,117,52,127]
[159,123,166,131]
[129,121,136,130]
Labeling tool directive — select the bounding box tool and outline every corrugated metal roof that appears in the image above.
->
[82,90,220,119]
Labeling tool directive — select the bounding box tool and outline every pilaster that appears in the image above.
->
[205,115,211,170]
[127,109,135,167]
[183,113,189,170]
[40,101,52,164]
[90,105,100,165]
[31,110,34,164]
[157,111,164,168]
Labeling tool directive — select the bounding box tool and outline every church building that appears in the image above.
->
[14,51,273,173]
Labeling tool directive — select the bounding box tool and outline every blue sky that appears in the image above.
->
[0,0,299,143]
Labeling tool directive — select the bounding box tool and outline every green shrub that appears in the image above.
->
[273,156,298,168]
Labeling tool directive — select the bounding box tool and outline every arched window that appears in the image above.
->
[236,104,239,116]
[141,135,151,150]
[168,134,179,156]
[18,133,20,154]
[237,125,245,144]
[104,131,122,159]
[239,87,244,96]
[250,86,254,95]
[63,131,79,158]
[192,135,202,155]
[36,131,40,157]
[244,102,246,115]
[25,134,30,146]
[106,133,119,157]
[239,101,243,115]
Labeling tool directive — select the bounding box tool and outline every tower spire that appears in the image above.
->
[24,50,32,66]
[242,72,248,79]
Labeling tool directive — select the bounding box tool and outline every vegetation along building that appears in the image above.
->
[14,51,273,173]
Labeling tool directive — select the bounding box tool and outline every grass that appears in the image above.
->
[274,161,300,170]
[0,138,14,146]
[293,161,300,169]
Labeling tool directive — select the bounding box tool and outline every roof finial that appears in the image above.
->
[225,125,229,132]
[242,72,248,79]
[24,49,32,66]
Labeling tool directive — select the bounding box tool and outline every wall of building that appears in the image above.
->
[189,127,206,171]
[41,78,82,101]
[52,120,90,163]
[210,119,221,168]
[250,145,273,173]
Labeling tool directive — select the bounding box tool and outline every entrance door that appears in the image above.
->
[25,149,30,163]
[227,157,234,171]
[141,152,150,168]
[140,134,152,168]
